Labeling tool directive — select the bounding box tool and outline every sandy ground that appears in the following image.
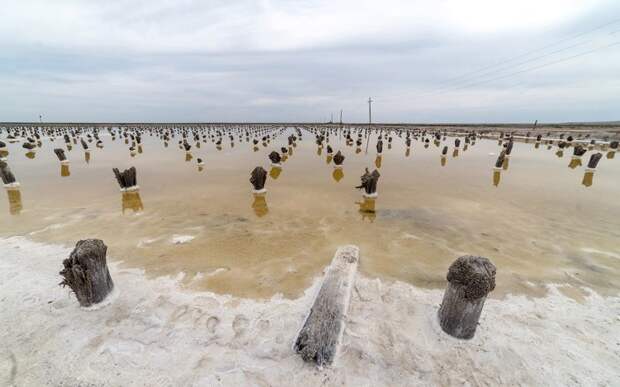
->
[1,236,619,386]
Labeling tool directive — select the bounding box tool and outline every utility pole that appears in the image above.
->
[39,114,42,123]
[365,97,373,153]
[330,113,333,124]
[339,109,343,139]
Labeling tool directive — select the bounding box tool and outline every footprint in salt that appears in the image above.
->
[206,316,220,334]
[232,315,249,338]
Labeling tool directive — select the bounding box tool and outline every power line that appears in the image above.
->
[437,18,620,86]
[448,41,620,92]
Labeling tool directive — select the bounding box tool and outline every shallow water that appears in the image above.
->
[2,127,620,298]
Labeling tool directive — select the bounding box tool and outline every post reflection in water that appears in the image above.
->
[269,166,282,180]
[61,164,71,177]
[568,157,582,169]
[452,149,459,158]
[122,191,144,214]
[25,151,36,159]
[185,153,193,162]
[440,155,446,167]
[582,171,594,187]
[607,151,615,159]
[251,192,268,217]
[7,188,23,215]
[326,155,332,164]
[317,147,322,156]
[375,155,382,169]
[85,151,91,163]
[493,170,501,187]
[502,157,510,171]
[332,167,344,182]
[405,148,410,157]
[356,196,376,222]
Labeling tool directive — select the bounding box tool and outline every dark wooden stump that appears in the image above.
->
[494,150,506,169]
[113,167,137,189]
[355,168,380,195]
[250,166,267,190]
[294,245,359,367]
[54,148,67,162]
[587,152,602,169]
[438,255,496,339]
[0,161,17,185]
[60,239,114,307]
[268,151,281,164]
[333,151,345,166]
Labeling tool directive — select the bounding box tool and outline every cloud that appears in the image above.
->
[0,0,619,122]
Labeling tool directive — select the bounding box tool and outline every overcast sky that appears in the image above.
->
[1,0,619,123]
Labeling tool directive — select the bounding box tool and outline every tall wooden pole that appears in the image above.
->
[365,97,373,153]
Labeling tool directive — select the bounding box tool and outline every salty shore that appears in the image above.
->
[1,236,619,386]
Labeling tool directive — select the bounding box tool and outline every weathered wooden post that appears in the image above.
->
[113,167,139,191]
[269,151,282,167]
[438,255,496,339]
[355,168,380,198]
[294,245,359,367]
[250,166,267,193]
[60,239,115,307]
[333,151,345,169]
[581,152,602,187]
[0,161,19,188]
[54,148,70,166]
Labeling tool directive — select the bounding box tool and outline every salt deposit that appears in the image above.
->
[1,236,619,386]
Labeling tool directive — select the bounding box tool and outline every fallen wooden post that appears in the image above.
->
[294,245,359,367]
[60,239,115,307]
[438,255,496,339]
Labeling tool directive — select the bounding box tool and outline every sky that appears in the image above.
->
[1,0,619,123]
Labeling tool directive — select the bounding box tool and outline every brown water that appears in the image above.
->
[2,128,619,299]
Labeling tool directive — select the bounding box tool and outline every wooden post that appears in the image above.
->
[438,255,496,339]
[355,168,380,197]
[250,166,267,192]
[294,245,359,366]
[112,167,138,191]
[0,161,18,186]
[60,239,114,307]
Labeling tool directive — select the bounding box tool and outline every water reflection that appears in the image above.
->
[493,169,501,187]
[25,151,36,159]
[452,149,459,158]
[581,171,594,187]
[122,191,144,214]
[61,164,71,177]
[502,157,510,171]
[332,167,344,182]
[568,157,582,169]
[440,155,446,167]
[326,155,333,164]
[357,197,376,222]
[375,155,382,169]
[607,151,615,159]
[6,188,22,215]
[269,166,282,180]
[251,192,269,217]
[405,148,410,157]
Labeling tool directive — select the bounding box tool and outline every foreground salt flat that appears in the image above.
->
[1,236,619,386]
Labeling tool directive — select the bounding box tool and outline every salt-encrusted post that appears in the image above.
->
[294,245,359,366]
[113,167,138,191]
[438,255,496,339]
[60,239,115,307]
